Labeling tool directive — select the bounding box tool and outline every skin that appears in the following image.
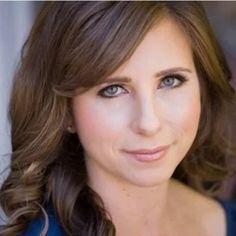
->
[71,17,225,236]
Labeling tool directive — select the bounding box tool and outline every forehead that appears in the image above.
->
[110,16,195,77]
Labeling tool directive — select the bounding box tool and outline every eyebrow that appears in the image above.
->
[104,67,193,83]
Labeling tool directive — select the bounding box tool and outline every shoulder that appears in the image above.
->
[217,198,236,236]
[20,206,67,236]
[169,179,227,236]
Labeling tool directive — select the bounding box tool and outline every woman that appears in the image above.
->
[0,2,235,236]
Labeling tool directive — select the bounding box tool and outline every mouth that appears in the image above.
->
[123,145,169,162]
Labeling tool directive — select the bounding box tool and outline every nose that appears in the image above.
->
[131,95,162,136]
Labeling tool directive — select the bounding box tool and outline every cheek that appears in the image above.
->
[74,107,108,142]
[162,89,201,139]
[72,98,127,145]
[173,97,200,130]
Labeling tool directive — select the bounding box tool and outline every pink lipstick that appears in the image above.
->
[124,145,169,162]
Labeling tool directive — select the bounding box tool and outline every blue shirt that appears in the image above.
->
[22,199,236,236]
[21,205,67,236]
[217,198,236,236]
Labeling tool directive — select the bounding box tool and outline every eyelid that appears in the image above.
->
[161,73,187,80]
[99,83,127,90]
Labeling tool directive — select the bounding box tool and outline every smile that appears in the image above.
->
[123,145,169,162]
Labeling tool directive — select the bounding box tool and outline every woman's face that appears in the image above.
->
[71,17,201,188]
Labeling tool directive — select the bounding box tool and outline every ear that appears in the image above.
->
[67,124,77,133]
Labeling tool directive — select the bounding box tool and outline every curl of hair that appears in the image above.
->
[0,2,235,235]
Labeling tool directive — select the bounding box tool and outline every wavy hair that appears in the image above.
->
[0,2,235,235]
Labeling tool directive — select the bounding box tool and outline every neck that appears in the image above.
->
[88,171,175,236]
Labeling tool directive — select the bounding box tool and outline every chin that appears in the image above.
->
[125,171,174,188]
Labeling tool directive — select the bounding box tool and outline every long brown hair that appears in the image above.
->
[0,2,235,235]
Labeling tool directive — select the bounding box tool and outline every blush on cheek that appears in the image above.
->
[74,108,106,138]
[73,103,123,144]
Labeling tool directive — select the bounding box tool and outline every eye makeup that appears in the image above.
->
[97,72,189,99]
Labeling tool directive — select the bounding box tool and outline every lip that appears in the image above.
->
[123,145,169,162]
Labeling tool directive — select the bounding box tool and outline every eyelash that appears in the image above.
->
[98,74,188,98]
